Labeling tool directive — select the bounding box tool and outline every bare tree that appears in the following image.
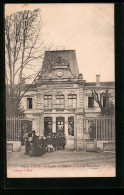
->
[91,89,114,116]
[5,9,47,115]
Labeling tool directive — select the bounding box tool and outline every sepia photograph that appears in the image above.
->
[5,3,115,178]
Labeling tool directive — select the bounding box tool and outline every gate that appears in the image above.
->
[6,115,33,151]
[83,115,115,151]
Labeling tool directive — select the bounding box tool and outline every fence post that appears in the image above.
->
[100,117,101,140]
[96,119,97,140]
[10,115,12,141]
[83,116,85,150]
[15,116,17,141]
[94,119,97,151]
[112,116,115,140]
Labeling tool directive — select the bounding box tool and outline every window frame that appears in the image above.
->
[56,117,65,133]
[43,95,52,109]
[68,94,77,109]
[88,96,94,108]
[103,95,109,108]
[44,117,52,136]
[68,116,74,136]
[27,98,33,109]
[44,95,52,100]
[55,94,65,108]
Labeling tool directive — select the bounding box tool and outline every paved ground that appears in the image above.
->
[7,146,116,178]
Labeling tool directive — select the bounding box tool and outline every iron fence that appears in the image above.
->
[84,116,115,141]
[6,115,32,141]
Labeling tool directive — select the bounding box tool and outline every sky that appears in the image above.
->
[5,3,114,82]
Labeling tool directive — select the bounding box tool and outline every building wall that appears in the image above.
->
[21,82,115,150]
[21,82,85,149]
[83,87,115,117]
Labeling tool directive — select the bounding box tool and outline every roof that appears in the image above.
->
[21,81,114,91]
[85,82,115,87]
[22,84,36,91]
[41,50,79,78]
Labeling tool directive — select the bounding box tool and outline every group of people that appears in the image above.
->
[24,130,66,157]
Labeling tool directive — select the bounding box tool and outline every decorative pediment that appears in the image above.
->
[52,57,69,69]
[43,68,76,80]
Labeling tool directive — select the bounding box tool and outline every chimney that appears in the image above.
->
[96,75,100,86]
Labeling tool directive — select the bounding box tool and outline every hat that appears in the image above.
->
[31,130,36,134]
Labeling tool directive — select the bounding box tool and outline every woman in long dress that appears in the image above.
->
[25,132,31,155]
[30,130,45,156]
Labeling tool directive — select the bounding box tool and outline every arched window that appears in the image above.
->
[68,94,77,109]
[44,95,52,109]
[55,94,65,109]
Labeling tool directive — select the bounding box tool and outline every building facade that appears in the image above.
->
[21,50,115,150]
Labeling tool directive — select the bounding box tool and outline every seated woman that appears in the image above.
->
[40,136,45,147]
[30,130,45,156]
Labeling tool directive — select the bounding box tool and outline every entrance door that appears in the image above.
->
[56,117,64,133]
[44,117,52,136]
[68,116,74,136]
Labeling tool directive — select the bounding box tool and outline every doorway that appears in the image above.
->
[56,117,64,134]
[68,116,74,136]
[44,117,52,136]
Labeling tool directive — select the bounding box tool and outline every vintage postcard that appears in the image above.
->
[5,3,115,178]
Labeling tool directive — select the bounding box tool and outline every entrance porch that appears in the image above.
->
[37,113,77,150]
